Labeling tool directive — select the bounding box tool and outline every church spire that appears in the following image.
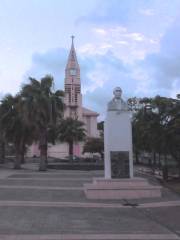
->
[64,36,81,112]
[66,35,79,70]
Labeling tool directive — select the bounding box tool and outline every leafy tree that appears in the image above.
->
[164,96,180,176]
[57,117,86,159]
[21,75,64,171]
[132,95,180,180]
[97,121,104,138]
[83,137,104,159]
[97,121,104,131]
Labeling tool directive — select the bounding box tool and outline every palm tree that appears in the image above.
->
[21,75,64,171]
[57,117,86,159]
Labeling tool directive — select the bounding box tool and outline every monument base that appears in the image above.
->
[84,178,161,199]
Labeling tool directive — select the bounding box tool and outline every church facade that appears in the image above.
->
[29,37,99,158]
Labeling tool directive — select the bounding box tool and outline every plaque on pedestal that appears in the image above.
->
[111,151,130,178]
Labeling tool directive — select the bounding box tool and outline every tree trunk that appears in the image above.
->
[174,153,180,180]
[39,145,47,171]
[69,141,73,162]
[152,151,156,174]
[20,152,25,164]
[20,142,25,164]
[39,129,48,171]
[100,152,104,161]
[178,162,180,180]
[158,153,161,169]
[162,154,168,181]
[176,154,180,179]
[0,142,5,164]
[153,152,156,166]
[135,151,139,164]
[14,148,21,169]
[148,158,152,166]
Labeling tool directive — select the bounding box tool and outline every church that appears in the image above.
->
[29,37,99,158]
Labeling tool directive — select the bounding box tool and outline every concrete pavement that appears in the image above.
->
[0,164,180,239]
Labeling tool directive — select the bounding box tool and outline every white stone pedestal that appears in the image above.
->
[104,110,133,179]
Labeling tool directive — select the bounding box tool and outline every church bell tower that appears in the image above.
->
[64,36,82,120]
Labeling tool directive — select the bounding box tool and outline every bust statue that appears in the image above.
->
[108,87,128,111]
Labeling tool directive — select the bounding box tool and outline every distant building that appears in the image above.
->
[28,37,99,158]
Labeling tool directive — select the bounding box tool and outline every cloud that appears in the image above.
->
[24,48,68,90]
[136,15,180,97]
[77,0,180,52]
[79,26,160,64]
[93,28,107,35]
[139,8,155,16]
[77,0,149,25]
[77,0,180,28]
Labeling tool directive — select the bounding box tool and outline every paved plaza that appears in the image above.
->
[0,164,180,240]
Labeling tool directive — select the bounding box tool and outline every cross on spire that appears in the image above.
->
[71,35,75,44]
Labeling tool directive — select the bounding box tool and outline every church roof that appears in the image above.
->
[66,36,79,70]
[82,107,99,117]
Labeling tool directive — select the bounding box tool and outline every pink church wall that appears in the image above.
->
[73,143,81,156]
[31,144,40,157]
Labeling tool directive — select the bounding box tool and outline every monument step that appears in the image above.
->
[93,177,150,187]
[84,178,162,199]
[84,183,161,190]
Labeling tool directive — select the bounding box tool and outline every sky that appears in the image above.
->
[0,0,180,118]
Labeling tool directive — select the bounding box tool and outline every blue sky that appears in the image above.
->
[0,0,180,117]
